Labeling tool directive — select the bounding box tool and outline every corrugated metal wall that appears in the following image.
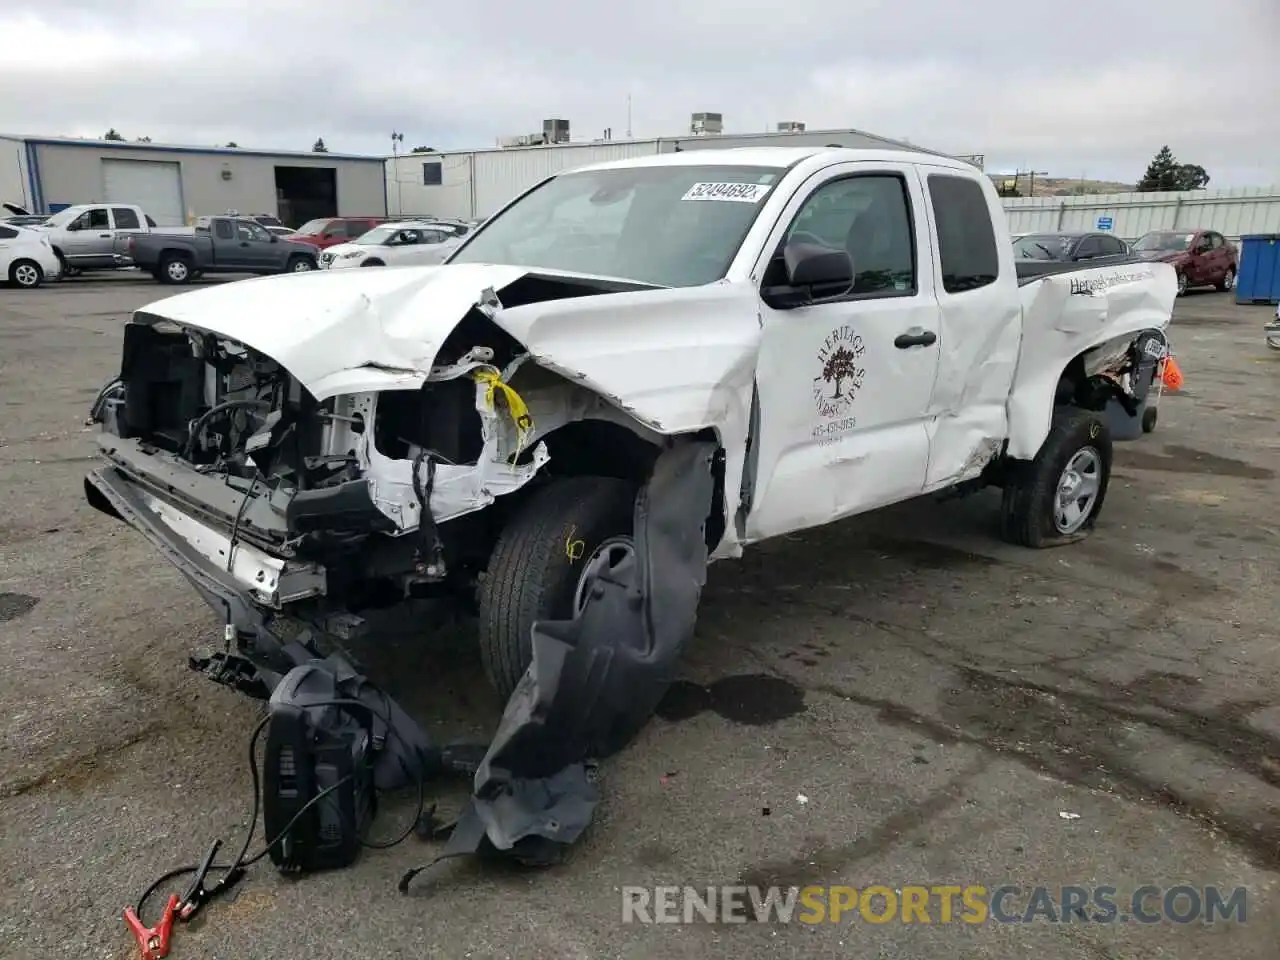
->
[1002,187,1280,241]
[472,141,662,216]
[386,151,477,220]
[383,129,969,222]
[0,137,32,211]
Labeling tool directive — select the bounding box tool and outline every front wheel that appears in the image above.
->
[477,477,637,700]
[999,407,1112,548]
[287,256,315,273]
[1216,267,1236,293]
[1176,272,1189,297]
[8,259,43,289]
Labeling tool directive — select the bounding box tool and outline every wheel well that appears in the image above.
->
[539,419,660,483]
[362,258,384,267]
[537,420,727,550]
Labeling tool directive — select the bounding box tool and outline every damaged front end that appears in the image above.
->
[85,313,549,674]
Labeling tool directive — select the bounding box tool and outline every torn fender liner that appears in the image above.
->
[400,440,718,890]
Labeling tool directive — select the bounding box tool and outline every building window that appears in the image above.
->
[423,162,443,186]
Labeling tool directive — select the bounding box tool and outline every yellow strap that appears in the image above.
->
[472,369,534,448]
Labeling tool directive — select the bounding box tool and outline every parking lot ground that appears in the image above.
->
[1,274,1279,959]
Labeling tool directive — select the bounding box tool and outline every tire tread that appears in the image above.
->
[477,477,635,698]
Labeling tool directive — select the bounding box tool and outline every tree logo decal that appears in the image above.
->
[812,325,866,418]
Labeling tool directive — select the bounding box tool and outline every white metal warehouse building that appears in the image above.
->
[0,135,388,228]
[385,127,981,221]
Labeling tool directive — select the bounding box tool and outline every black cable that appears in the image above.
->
[182,399,272,460]
[131,694,430,924]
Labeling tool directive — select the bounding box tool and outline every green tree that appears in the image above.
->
[134,136,152,143]
[411,145,435,153]
[1177,163,1210,190]
[102,128,125,141]
[225,141,239,148]
[312,137,328,153]
[1137,146,1210,192]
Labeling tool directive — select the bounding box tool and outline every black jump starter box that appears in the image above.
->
[262,664,376,872]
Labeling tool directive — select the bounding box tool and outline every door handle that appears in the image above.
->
[240,241,250,247]
[894,329,937,349]
[99,233,111,238]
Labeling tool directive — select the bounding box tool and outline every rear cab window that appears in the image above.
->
[926,174,999,293]
[111,207,141,230]
[214,219,234,240]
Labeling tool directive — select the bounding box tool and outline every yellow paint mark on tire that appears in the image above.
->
[565,525,585,563]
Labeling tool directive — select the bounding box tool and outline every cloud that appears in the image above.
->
[0,0,1276,185]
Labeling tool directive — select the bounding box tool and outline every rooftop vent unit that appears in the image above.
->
[690,112,723,136]
[776,121,806,133]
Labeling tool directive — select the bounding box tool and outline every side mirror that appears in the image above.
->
[65,221,80,232]
[762,241,855,309]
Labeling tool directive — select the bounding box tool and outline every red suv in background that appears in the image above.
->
[1131,228,1238,296]
[286,217,390,250]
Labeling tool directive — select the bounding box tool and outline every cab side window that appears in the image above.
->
[774,174,916,298]
[214,219,234,240]
[1098,235,1127,256]
[927,174,998,293]
[1074,236,1103,260]
[112,207,141,229]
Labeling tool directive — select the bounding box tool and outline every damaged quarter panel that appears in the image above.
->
[1007,263,1177,459]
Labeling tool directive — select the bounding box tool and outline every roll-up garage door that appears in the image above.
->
[102,159,185,226]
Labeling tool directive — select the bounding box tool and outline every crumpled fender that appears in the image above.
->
[1007,263,1176,459]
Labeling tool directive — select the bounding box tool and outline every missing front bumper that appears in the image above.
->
[85,467,323,639]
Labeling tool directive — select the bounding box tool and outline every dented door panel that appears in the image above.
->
[741,162,940,540]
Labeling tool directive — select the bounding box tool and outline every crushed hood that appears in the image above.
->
[136,264,531,400]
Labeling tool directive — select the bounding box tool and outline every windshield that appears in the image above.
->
[448,165,784,286]
[1133,232,1193,252]
[353,225,400,245]
[1012,235,1072,260]
[294,219,330,236]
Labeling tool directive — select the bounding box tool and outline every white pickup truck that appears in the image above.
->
[84,147,1176,700]
[35,202,156,274]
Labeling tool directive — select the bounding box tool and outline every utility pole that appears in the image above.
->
[390,131,404,215]
[1023,168,1049,197]
[626,94,632,139]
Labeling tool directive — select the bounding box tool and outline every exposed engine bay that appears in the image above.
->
[86,287,670,655]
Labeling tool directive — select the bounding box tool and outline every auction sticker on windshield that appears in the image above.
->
[681,182,770,203]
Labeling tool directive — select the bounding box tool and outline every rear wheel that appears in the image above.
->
[158,254,193,284]
[477,477,637,700]
[1216,267,1235,292]
[361,259,385,267]
[1000,407,1112,548]
[8,259,43,289]
[287,256,315,273]
[1176,272,1188,296]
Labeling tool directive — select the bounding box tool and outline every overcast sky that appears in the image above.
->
[2,1,1277,187]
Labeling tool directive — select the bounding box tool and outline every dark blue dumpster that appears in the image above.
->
[1236,234,1280,304]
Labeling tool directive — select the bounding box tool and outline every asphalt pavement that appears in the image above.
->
[1,271,1278,959]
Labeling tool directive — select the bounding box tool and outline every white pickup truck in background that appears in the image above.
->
[84,146,1177,702]
[34,202,156,275]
